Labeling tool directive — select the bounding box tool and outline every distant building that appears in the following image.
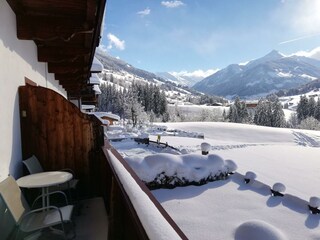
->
[91,112,120,125]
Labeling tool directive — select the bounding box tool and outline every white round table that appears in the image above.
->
[17,171,73,207]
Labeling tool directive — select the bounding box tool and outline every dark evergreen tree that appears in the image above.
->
[271,99,286,128]
[314,98,320,121]
[307,97,316,117]
[228,104,238,123]
[254,99,272,126]
[297,95,309,122]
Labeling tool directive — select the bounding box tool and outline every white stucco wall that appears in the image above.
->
[0,1,67,181]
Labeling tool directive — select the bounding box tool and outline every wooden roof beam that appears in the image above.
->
[48,64,89,74]
[55,73,88,81]
[17,15,93,41]
[38,46,91,62]
[20,0,86,18]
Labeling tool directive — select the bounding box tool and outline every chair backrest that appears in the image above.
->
[23,155,44,174]
[0,194,16,239]
[0,176,30,223]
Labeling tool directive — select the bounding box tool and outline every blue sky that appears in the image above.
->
[101,0,320,76]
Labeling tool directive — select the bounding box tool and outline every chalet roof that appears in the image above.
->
[91,57,104,73]
[6,0,106,100]
[89,73,101,85]
[93,112,120,121]
[93,84,101,94]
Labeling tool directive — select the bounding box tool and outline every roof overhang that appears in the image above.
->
[90,73,101,85]
[6,0,107,99]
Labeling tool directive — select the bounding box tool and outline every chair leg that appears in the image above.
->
[14,227,21,240]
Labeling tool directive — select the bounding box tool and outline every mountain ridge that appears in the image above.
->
[193,50,320,99]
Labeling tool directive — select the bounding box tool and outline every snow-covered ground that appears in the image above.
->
[109,122,320,240]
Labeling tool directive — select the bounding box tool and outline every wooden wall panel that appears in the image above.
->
[19,85,103,195]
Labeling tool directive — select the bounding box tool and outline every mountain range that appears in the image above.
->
[156,72,206,87]
[95,50,226,104]
[193,50,320,99]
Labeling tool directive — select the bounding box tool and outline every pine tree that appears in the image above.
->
[308,97,316,117]
[297,95,309,122]
[229,97,249,123]
[314,98,320,121]
[271,99,286,128]
[228,104,238,123]
[254,99,272,126]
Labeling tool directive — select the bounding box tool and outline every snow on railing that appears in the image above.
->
[103,143,188,240]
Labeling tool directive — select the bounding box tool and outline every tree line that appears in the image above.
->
[98,82,168,126]
[227,94,320,130]
[227,95,286,128]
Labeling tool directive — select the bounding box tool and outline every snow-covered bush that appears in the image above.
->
[127,153,233,189]
[180,149,188,154]
[271,183,286,197]
[244,171,257,184]
[201,142,211,155]
[298,117,320,131]
[224,160,238,174]
[309,197,320,208]
[308,197,320,214]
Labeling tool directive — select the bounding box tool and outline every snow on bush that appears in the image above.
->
[272,183,286,193]
[138,133,149,139]
[224,160,238,173]
[271,183,286,197]
[309,197,320,208]
[126,153,234,189]
[180,148,189,154]
[201,142,211,152]
[244,171,257,184]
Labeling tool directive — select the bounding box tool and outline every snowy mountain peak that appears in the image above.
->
[246,50,284,69]
[264,50,284,59]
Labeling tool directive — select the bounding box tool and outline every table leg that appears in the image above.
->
[42,187,45,208]
[46,187,50,207]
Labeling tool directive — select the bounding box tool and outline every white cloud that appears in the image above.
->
[137,8,151,17]
[107,33,125,51]
[278,0,320,35]
[161,1,185,8]
[170,69,219,79]
[291,46,320,60]
[97,44,108,53]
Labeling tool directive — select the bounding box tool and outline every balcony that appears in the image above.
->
[1,84,187,240]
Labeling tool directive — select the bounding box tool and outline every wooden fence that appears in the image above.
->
[19,85,104,195]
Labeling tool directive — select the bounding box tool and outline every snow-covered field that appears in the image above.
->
[109,122,320,240]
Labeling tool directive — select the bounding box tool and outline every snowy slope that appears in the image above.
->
[95,50,227,106]
[110,121,320,240]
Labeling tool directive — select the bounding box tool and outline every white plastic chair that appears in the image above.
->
[23,155,79,194]
[0,176,74,239]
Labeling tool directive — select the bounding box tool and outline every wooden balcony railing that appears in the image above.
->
[100,140,188,240]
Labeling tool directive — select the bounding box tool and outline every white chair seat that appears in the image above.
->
[20,205,74,232]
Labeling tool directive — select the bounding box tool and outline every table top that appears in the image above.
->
[17,171,73,188]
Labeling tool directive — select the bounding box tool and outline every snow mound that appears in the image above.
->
[235,220,287,240]
[245,171,257,180]
[201,142,211,152]
[128,153,234,189]
[272,183,286,193]
[225,160,238,173]
[309,197,320,208]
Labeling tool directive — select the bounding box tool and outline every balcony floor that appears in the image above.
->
[24,197,109,240]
